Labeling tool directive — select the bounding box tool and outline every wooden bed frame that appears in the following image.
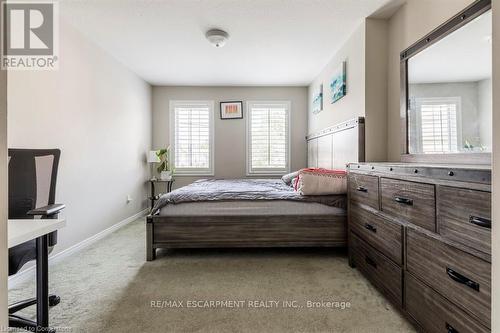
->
[146,117,365,260]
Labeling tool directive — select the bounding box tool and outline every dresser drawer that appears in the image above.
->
[406,229,491,327]
[350,206,403,265]
[438,186,491,255]
[350,233,402,306]
[381,178,436,232]
[405,273,489,333]
[348,173,379,210]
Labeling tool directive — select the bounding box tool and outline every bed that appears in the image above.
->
[146,117,365,260]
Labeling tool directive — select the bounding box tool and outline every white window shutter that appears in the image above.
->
[417,97,460,153]
[171,101,214,175]
[247,102,290,174]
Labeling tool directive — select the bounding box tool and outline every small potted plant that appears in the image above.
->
[156,147,173,180]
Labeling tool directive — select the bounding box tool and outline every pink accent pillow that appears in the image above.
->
[294,168,347,195]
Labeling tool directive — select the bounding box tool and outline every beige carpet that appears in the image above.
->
[9,218,415,333]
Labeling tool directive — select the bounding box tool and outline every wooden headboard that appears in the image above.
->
[306,117,365,169]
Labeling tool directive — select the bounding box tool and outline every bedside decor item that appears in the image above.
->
[220,101,243,119]
[147,150,160,180]
[312,84,323,114]
[156,147,173,180]
[330,61,347,103]
[160,171,172,181]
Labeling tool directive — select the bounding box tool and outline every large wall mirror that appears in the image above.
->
[401,0,492,164]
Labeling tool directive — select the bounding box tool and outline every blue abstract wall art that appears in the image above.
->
[330,61,347,103]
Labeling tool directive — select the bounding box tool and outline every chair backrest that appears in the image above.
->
[8,149,60,219]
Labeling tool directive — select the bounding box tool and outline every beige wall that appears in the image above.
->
[311,0,477,162]
[365,18,389,162]
[386,0,476,161]
[492,0,499,330]
[308,22,365,135]
[7,19,152,255]
[0,64,7,328]
[308,19,388,162]
[152,86,308,188]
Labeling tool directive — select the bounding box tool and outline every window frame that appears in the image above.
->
[245,100,291,176]
[169,100,215,176]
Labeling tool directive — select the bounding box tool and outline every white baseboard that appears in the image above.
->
[8,208,149,288]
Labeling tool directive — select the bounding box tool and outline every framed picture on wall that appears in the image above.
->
[312,84,323,114]
[220,101,243,119]
[330,61,347,103]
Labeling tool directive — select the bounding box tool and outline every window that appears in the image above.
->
[170,101,214,175]
[246,101,290,175]
[415,97,461,153]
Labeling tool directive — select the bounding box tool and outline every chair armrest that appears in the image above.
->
[27,203,66,216]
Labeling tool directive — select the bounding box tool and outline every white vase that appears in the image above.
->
[160,171,172,181]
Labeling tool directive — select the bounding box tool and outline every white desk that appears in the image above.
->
[8,219,66,248]
[8,219,66,332]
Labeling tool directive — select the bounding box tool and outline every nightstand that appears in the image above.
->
[148,179,174,209]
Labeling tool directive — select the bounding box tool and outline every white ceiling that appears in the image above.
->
[60,0,393,86]
[408,10,492,84]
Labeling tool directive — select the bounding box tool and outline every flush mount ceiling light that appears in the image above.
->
[205,29,229,48]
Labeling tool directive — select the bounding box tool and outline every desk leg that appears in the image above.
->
[150,182,155,209]
[36,234,49,332]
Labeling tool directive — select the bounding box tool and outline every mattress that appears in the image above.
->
[159,199,346,217]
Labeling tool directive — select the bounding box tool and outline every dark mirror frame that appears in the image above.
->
[400,0,492,165]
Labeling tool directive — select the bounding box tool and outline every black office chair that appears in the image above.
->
[8,149,65,332]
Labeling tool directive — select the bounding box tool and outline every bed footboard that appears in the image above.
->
[146,214,347,261]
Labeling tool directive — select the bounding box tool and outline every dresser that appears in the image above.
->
[347,163,491,333]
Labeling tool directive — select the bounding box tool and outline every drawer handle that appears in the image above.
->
[364,223,377,233]
[356,186,368,193]
[446,323,458,333]
[394,196,413,206]
[469,215,491,229]
[365,256,377,268]
[446,268,480,292]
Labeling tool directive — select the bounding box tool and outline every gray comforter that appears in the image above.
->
[152,179,346,213]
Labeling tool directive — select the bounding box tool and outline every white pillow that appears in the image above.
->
[281,171,300,186]
[294,168,347,195]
